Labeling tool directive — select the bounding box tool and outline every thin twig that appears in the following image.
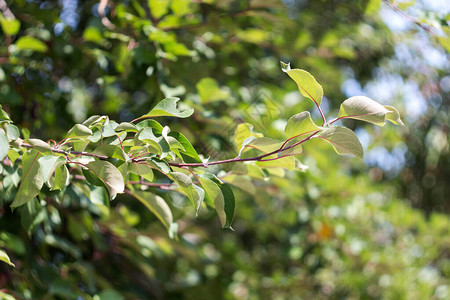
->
[21,142,108,160]
[0,0,16,19]
[98,0,115,29]
[383,0,436,34]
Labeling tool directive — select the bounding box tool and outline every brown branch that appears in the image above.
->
[21,142,108,160]
[383,0,437,35]
[166,131,319,168]
[98,0,115,30]
[0,0,16,19]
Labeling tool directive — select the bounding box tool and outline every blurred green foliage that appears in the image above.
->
[0,0,449,299]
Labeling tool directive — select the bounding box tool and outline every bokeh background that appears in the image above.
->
[1,0,449,299]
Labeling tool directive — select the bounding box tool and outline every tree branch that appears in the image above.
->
[383,0,437,34]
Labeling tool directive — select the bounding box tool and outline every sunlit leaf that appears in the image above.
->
[11,150,44,208]
[28,139,52,154]
[161,126,185,153]
[0,249,15,267]
[130,191,174,234]
[115,122,138,132]
[49,164,69,191]
[140,97,194,119]
[0,130,8,160]
[86,160,125,199]
[234,123,263,151]
[168,131,202,163]
[66,124,92,138]
[170,172,204,214]
[38,155,66,182]
[5,124,19,141]
[281,62,323,105]
[244,137,283,154]
[15,36,48,52]
[317,126,363,158]
[92,145,127,161]
[82,168,104,187]
[285,111,320,139]
[148,0,170,18]
[256,155,296,170]
[137,128,163,155]
[147,158,171,174]
[135,119,164,133]
[7,148,20,164]
[0,16,20,36]
[385,105,404,125]
[128,162,154,182]
[0,105,12,123]
[338,96,404,126]
[171,0,191,16]
[366,0,381,13]
[196,78,230,103]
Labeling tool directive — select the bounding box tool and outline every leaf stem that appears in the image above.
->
[21,143,109,160]
[167,131,319,168]
[317,104,327,126]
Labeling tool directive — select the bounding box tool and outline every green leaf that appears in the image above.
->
[366,0,381,13]
[0,16,20,36]
[96,289,125,300]
[148,0,170,18]
[130,191,174,235]
[237,136,257,157]
[82,115,103,127]
[135,119,164,133]
[171,0,191,16]
[161,126,185,153]
[338,96,404,126]
[66,124,93,138]
[82,168,105,187]
[86,160,125,199]
[137,128,163,155]
[147,158,171,174]
[128,163,154,182]
[28,139,52,154]
[281,62,323,105]
[198,174,235,228]
[49,164,69,191]
[89,121,118,140]
[285,111,320,139]
[0,290,16,300]
[140,97,194,119]
[279,141,303,157]
[244,137,283,154]
[38,155,66,182]
[92,145,127,161]
[15,36,48,52]
[234,123,263,151]
[5,124,19,141]
[0,105,12,123]
[0,249,15,267]
[317,126,363,158]
[168,131,202,163]
[115,122,138,132]
[169,172,204,214]
[7,148,20,164]
[385,105,404,125]
[213,180,235,229]
[11,150,44,208]
[256,155,296,170]
[21,128,30,140]
[0,130,9,161]
[196,78,230,103]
